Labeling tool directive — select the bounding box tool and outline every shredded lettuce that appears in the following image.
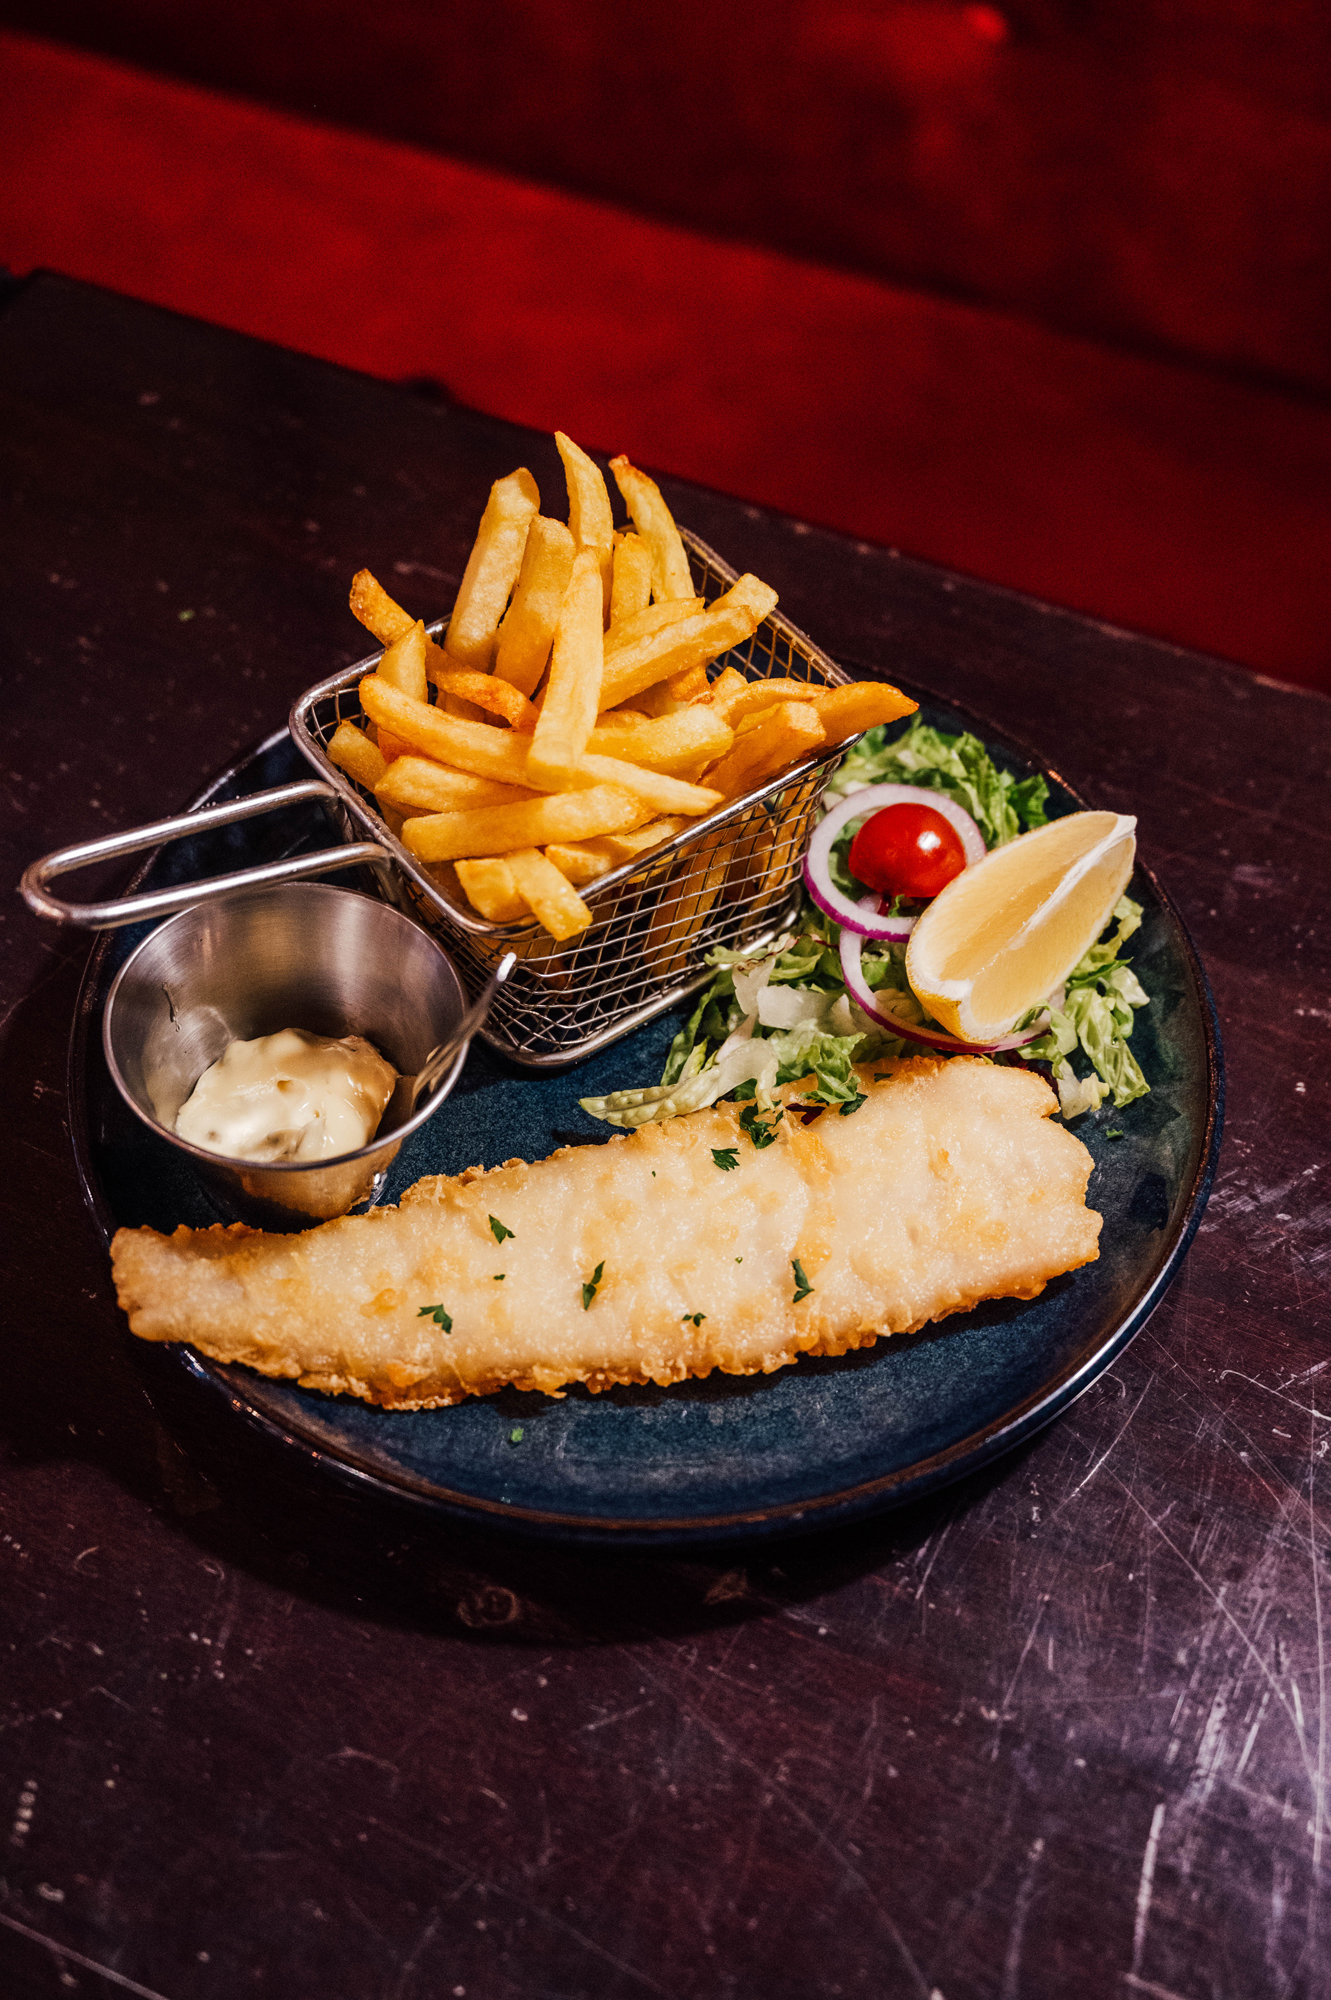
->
[580,1035,779,1129]
[580,718,1150,1131]
[768,1021,876,1100]
[588,931,903,1128]
[1023,897,1150,1116]
[830,716,1050,848]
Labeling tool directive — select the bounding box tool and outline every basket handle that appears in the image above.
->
[20,781,391,929]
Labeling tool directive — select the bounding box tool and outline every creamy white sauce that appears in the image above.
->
[175,1028,397,1163]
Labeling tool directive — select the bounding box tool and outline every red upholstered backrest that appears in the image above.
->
[5,0,1330,394]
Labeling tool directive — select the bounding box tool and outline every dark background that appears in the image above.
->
[2,0,1329,691]
[8,0,1331,389]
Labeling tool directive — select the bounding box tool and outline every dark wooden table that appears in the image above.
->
[2,272,1328,2000]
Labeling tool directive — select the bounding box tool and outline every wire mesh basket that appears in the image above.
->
[289,529,850,1068]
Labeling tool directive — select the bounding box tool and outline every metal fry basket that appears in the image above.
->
[289,530,850,1068]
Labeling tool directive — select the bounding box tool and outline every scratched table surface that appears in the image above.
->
[1,271,1328,2000]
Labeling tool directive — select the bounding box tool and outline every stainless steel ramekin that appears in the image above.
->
[102,882,468,1228]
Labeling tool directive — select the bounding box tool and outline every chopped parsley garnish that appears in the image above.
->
[712,1147,739,1172]
[735,1256,743,1263]
[418,1303,453,1331]
[791,1259,814,1304]
[493,1273,506,1281]
[489,1214,515,1244]
[739,1102,782,1150]
[508,1426,524,1445]
[582,1261,605,1310]
[681,1312,706,1326]
[1106,1128,1125,1140]
[838,1089,867,1117]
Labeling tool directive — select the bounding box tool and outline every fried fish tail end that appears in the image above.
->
[111,1057,1101,1409]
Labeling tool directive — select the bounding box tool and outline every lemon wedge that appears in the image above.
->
[905,810,1137,1044]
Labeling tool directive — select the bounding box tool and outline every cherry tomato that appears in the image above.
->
[847,802,968,900]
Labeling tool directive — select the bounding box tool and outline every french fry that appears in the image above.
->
[454,856,529,923]
[543,842,616,887]
[360,677,535,786]
[585,706,733,776]
[547,821,683,884]
[506,847,594,941]
[717,678,917,739]
[671,757,718,787]
[327,719,388,792]
[704,701,825,799]
[711,676,807,723]
[567,752,722,818]
[360,677,719,814]
[691,664,750,723]
[431,668,537,730]
[633,680,686,719]
[400,783,644,864]
[587,818,684,863]
[600,601,708,721]
[348,571,480,723]
[493,515,575,697]
[377,620,429,703]
[374,619,430,758]
[812,681,918,744]
[556,433,615,618]
[609,532,653,628]
[376,757,536,816]
[349,569,427,650]
[608,456,694,600]
[527,548,604,787]
[445,467,540,671]
[665,662,709,701]
[604,596,702,655]
[597,575,778,711]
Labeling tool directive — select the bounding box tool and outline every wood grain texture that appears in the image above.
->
[1,275,1328,1999]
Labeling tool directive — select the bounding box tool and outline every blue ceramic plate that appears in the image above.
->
[69,698,1223,1546]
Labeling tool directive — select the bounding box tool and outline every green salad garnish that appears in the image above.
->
[581,717,1149,1131]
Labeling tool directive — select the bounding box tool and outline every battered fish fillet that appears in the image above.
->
[110,1056,1100,1408]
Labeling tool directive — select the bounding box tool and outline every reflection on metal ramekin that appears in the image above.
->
[103,883,468,1228]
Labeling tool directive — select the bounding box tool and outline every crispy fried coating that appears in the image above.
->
[110,1057,1100,1408]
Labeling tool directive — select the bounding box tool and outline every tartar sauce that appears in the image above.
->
[175,1028,397,1163]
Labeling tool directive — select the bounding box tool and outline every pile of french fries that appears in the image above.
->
[328,432,916,942]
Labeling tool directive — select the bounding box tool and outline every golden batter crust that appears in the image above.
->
[110,1056,1101,1407]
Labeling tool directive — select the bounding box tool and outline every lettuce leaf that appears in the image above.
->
[581,1035,779,1129]
[583,721,1149,1134]
[767,1023,879,1104]
[1023,896,1150,1114]
[830,717,1050,848]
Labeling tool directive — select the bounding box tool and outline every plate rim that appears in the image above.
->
[68,698,1225,1546]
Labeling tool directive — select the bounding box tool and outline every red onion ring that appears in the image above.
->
[803,783,986,940]
[839,900,1046,1054]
